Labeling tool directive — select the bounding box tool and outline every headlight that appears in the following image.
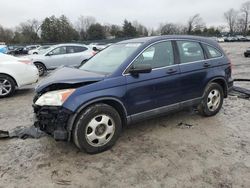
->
[35,89,75,106]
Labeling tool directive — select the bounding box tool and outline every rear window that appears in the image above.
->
[176,41,204,64]
[66,46,88,53]
[205,45,222,58]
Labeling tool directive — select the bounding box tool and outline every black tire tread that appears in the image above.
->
[73,103,122,154]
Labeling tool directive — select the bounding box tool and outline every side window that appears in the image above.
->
[205,45,222,58]
[66,46,75,54]
[177,41,204,63]
[74,46,88,53]
[51,47,66,55]
[133,41,174,69]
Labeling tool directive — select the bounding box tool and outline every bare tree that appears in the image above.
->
[241,1,250,34]
[159,23,185,35]
[76,16,96,39]
[224,9,238,34]
[0,25,14,43]
[187,14,204,34]
[132,21,148,36]
[235,17,246,34]
[17,19,41,43]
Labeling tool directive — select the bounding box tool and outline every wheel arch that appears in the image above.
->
[0,73,18,87]
[205,77,228,98]
[34,61,47,69]
[67,97,128,141]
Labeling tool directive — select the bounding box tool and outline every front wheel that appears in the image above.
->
[198,83,224,117]
[73,104,122,154]
[0,75,16,98]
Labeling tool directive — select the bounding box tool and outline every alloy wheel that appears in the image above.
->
[0,79,12,97]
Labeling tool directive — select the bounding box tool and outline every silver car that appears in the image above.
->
[28,44,94,76]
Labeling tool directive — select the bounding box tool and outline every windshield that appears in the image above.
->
[38,46,54,55]
[80,43,141,74]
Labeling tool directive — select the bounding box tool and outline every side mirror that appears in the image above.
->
[92,47,98,51]
[46,52,53,56]
[129,64,152,75]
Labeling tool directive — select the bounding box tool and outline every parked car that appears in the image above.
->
[28,44,95,76]
[0,45,8,54]
[224,37,238,42]
[33,35,233,154]
[90,43,111,51]
[22,45,40,54]
[244,48,250,57]
[217,37,225,42]
[28,45,50,55]
[236,35,248,41]
[0,53,39,97]
[7,46,26,55]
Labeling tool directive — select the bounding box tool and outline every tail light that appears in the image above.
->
[18,60,32,65]
[92,51,97,56]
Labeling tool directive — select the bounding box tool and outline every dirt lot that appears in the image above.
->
[0,42,250,188]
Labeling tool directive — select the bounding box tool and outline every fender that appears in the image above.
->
[0,70,19,86]
[66,97,128,141]
[203,76,228,98]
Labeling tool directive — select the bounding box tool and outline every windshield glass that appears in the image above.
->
[38,46,54,55]
[80,43,141,74]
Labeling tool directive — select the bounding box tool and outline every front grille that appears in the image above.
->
[33,105,72,138]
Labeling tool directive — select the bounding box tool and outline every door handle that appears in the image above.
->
[166,68,177,74]
[203,63,211,68]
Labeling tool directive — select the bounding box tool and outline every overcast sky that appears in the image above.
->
[0,0,247,29]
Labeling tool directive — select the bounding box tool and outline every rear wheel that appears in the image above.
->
[198,83,224,117]
[0,75,16,98]
[73,104,122,154]
[79,59,88,67]
[34,62,46,76]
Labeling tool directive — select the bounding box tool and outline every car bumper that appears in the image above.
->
[18,65,39,87]
[33,105,73,141]
[228,77,234,93]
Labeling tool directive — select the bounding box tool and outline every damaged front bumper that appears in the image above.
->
[33,105,73,141]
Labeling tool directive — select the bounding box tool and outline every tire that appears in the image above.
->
[33,52,38,55]
[34,62,46,76]
[79,59,88,67]
[0,75,16,98]
[73,104,122,154]
[197,83,224,117]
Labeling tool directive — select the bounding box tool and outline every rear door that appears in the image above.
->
[176,40,213,101]
[125,41,181,116]
[65,46,89,67]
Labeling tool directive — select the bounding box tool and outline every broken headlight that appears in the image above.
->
[35,89,75,106]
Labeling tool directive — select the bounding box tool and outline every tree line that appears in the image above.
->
[0,1,250,44]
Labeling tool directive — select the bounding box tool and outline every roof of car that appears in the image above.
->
[118,35,217,45]
[54,43,87,47]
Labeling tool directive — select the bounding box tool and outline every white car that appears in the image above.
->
[28,44,95,76]
[217,37,225,42]
[90,43,111,51]
[0,53,39,97]
[28,45,51,55]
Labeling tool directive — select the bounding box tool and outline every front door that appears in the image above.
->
[125,41,181,118]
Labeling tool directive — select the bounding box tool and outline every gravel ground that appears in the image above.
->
[0,42,250,188]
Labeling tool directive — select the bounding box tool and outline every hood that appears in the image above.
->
[36,67,105,93]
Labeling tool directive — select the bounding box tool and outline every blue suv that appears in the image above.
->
[33,35,233,153]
